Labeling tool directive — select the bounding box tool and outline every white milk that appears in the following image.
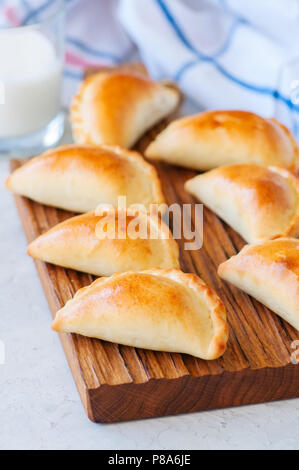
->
[0,29,62,138]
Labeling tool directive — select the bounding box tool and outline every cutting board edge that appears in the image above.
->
[86,363,299,423]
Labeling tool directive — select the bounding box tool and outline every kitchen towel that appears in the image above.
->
[2,0,299,135]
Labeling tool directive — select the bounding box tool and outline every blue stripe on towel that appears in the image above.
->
[213,18,248,58]
[66,37,121,62]
[64,69,83,80]
[20,0,31,10]
[22,0,77,25]
[22,0,54,25]
[156,0,299,112]
[155,0,198,53]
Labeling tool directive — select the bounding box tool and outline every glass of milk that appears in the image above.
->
[0,0,65,156]
[274,57,299,142]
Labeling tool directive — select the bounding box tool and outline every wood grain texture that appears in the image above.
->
[9,66,299,423]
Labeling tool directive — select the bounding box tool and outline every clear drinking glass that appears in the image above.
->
[0,0,65,156]
[274,57,299,141]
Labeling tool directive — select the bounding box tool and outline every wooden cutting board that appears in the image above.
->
[10,68,299,423]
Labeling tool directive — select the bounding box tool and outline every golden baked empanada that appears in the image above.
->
[185,164,299,244]
[52,269,228,360]
[70,67,180,148]
[27,207,180,276]
[145,110,299,171]
[218,238,299,330]
[5,145,165,213]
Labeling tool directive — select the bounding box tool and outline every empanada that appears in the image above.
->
[185,164,299,244]
[52,269,228,360]
[145,110,299,171]
[70,67,180,148]
[27,207,180,276]
[218,238,299,330]
[5,145,165,213]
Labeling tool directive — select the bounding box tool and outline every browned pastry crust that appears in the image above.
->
[218,238,299,330]
[27,207,180,276]
[5,145,165,213]
[52,269,229,360]
[146,110,299,171]
[70,68,180,148]
[185,164,299,244]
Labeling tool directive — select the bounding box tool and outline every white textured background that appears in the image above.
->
[0,110,299,450]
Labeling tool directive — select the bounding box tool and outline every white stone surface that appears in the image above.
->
[0,109,299,450]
